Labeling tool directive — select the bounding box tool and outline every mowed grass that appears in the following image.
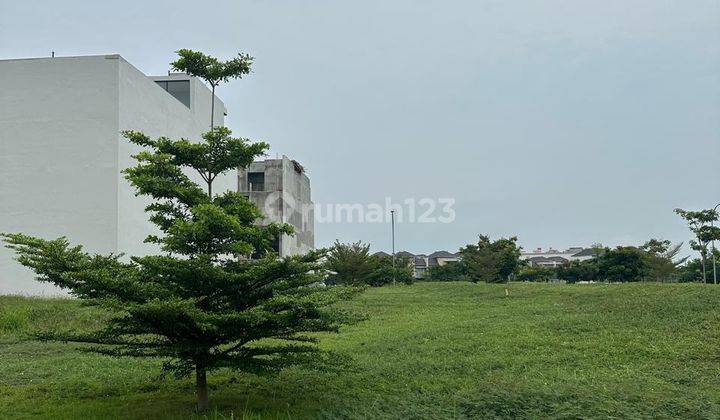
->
[1,282,719,419]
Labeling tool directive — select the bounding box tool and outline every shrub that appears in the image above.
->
[325,241,375,285]
[675,258,713,283]
[325,242,413,286]
[427,261,467,281]
[369,254,414,286]
[515,266,555,282]
[597,246,646,282]
[460,235,521,283]
[556,260,598,283]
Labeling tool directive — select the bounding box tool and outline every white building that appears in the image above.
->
[520,247,596,268]
[0,54,234,295]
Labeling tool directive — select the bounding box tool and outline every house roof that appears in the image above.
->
[528,256,568,263]
[427,250,457,259]
[571,248,597,257]
[373,251,391,258]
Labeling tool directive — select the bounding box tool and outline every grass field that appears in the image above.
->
[1,282,719,419]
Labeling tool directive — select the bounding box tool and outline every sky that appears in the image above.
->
[1,0,718,255]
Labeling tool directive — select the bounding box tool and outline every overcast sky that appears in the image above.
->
[1,0,718,255]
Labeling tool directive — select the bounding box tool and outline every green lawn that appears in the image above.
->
[1,282,719,419]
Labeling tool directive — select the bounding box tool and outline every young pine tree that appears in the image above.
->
[171,49,252,130]
[2,123,359,413]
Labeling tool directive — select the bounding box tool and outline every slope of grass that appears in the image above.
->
[1,282,719,419]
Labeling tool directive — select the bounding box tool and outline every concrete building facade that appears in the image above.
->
[238,156,314,257]
[0,54,233,295]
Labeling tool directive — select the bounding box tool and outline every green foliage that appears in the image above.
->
[516,266,556,282]
[325,241,374,285]
[555,247,648,283]
[171,49,254,130]
[325,242,413,286]
[2,127,360,410]
[596,246,646,282]
[639,238,687,282]
[676,251,720,283]
[2,283,720,418]
[675,208,720,283]
[172,49,253,88]
[556,242,687,283]
[676,258,705,283]
[459,235,521,283]
[427,261,467,281]
[371,254,414,286]
[556,260,598,283]
[640,238,671,255]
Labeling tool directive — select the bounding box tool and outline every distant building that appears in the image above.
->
[374,251,391,259]
[375,250,461,278]
[427,250,461,267]
[0,54,230,295]
[369,246,598,278]
[520,247,596,268]
[238,156,314,257]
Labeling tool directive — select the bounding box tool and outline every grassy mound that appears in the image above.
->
[1,282,719,418]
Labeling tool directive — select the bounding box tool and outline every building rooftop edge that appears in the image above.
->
[0,53,125,62]
[0,54,226,110]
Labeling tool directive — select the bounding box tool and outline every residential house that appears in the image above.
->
[520,247,597,268]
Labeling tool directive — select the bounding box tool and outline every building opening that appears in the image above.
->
[155,80,190,108]
[248,172,265,191]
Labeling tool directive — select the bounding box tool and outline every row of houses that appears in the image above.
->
[374,250,461,278]
[520,247,597,267]
[375,246,597,278]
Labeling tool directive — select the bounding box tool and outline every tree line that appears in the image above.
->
[329,206,720,285]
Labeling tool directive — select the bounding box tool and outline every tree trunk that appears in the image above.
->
[701,255,707,284]
[210,85,215,130]
[196,365,209,412]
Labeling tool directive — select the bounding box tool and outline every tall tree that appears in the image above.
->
[172,49,253,129]
[640,238,687,282]
[460,235,522,283]
[2,128,359,412]
[369,254,415,286]
[427,261,467,281]
[596,246,646,282]
[675,208,720,283]
[324,241,414,286]
[325,240,375,285]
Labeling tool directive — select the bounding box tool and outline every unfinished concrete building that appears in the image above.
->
[238,156,314,257]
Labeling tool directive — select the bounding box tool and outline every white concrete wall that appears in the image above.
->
[0,55,231,295]
[0,56,120,295]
